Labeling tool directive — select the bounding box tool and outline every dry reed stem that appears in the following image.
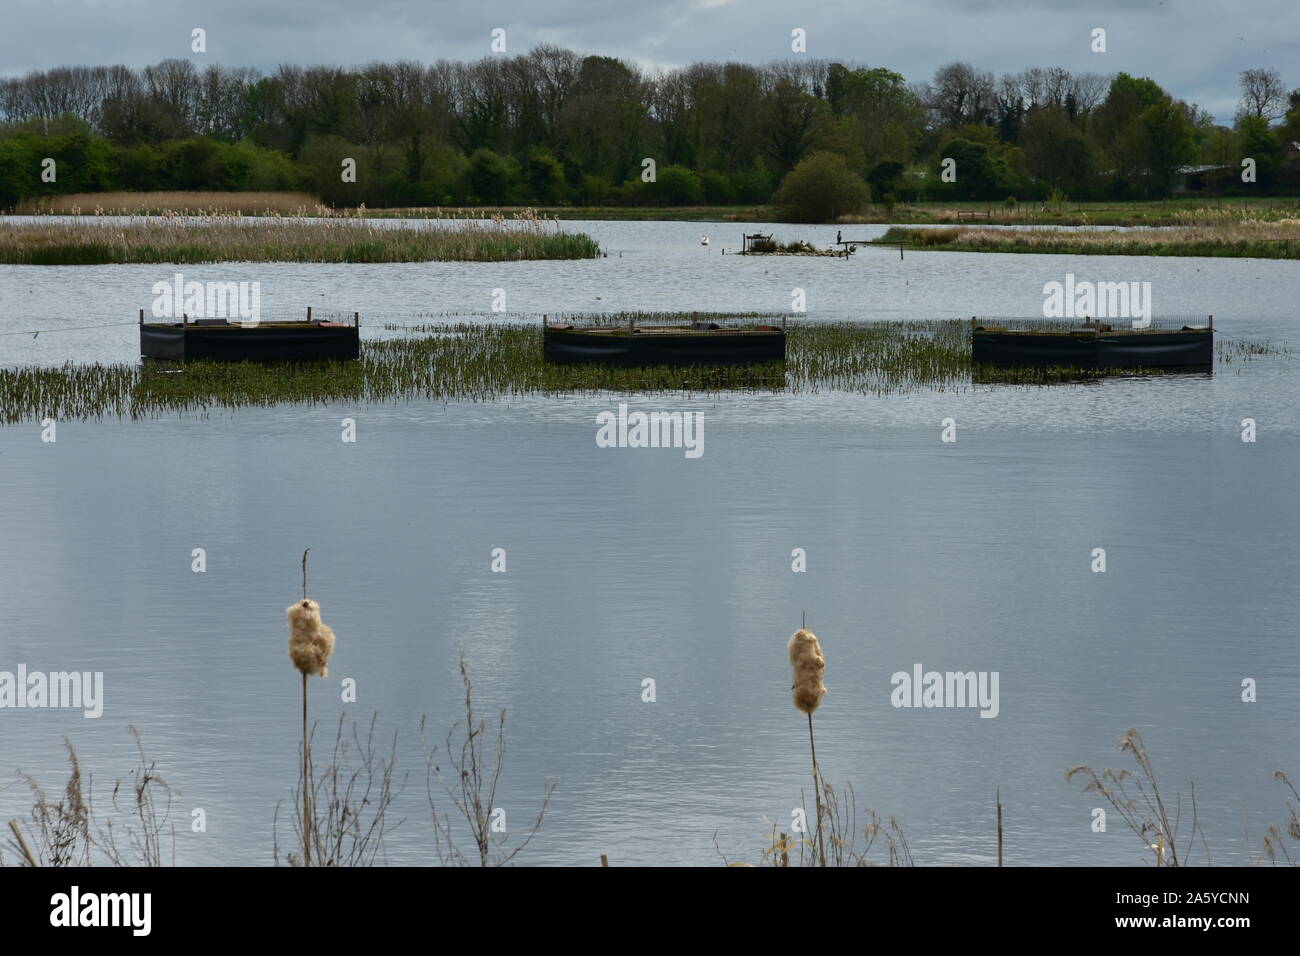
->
[7,819,39,867]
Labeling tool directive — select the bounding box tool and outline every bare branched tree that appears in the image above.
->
[1237,68,1288,123]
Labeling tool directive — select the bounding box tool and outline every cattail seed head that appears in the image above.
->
[788,628,827,715]
[287,598,336,678]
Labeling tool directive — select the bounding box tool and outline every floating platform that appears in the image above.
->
[971,319,1213,370]
[543,321,786,366]
[140,315,359,362]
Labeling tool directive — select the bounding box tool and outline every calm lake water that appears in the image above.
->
[0,218,1297,866]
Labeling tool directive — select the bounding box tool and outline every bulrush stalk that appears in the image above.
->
[788,626,828,866]
[286,548,336,865]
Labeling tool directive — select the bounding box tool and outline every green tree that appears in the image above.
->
[1108,73,1166,111]
[698,169,735,204]
[826,65,924,170]
[466,147,514,203]
[1140,97,1195,193]
[765,77,824,174]
[1236,114,1282,190]
[524,147,565,202]
[0,137,35,209]
[653,164,703,205]
[1020,108,1093,193]
[866,160,904,198]
[930,137,1018,199]
[772,151,870,222]
[161,136,226,189]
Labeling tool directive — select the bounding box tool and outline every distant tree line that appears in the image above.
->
[2,49,1298,212]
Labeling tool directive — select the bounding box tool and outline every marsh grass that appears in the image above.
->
[1067,728,1209,866]
[722,778,913,867]
[880,222,1300,259]
[1,319,1279,424]
[843,198,1300,227]
[0,210,600,264]
[3,728,174,867]
[17,191,331,217]
[1259,772,1300,865]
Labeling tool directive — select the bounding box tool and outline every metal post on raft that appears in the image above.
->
[542,313,547,331]
[138,308,143,326]
[354,311,360,329]
[182,313,187,325]
[307,306,312,324]
[1208,314,1213,331]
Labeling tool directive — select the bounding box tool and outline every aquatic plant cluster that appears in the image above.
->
[0,211,601,264]
[1,317,1277,425]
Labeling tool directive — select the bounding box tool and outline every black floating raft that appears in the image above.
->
[544,323,786,366]
[140,319,359,362]
[971,322,1213,370]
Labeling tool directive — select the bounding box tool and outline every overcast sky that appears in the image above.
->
[2,0,1295,124]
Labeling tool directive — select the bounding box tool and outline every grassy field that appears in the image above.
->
[0,319,1279,424]
[878,214,1300,258]
[0,212,601,264]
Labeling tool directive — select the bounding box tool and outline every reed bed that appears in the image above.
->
[0,320,1278,424]
[842,198,1300,227]
[16,191,331,217]
[880,222,1300,259]
[0,211,600,264]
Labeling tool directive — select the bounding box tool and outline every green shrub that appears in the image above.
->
[653,164,704,205]
[699,170,735,205]
[466,148,516,204]
[773,151,870,222]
